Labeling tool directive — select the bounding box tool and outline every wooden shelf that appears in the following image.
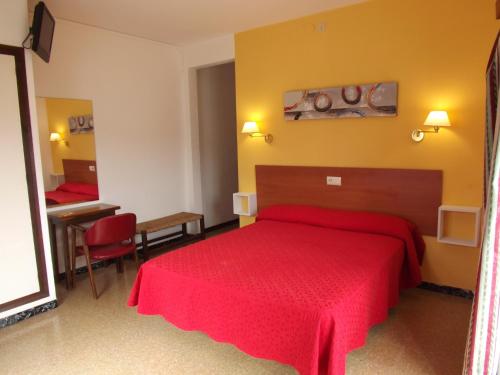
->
[437,205,481,247]
[233,192,257,216]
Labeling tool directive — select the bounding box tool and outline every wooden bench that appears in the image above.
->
[136,212,205,260]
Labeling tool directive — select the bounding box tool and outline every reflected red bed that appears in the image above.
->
[45,182,99,205]
[128,205,423,375]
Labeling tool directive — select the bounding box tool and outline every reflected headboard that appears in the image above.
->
[62,159,98,185]
[255,165,442,236]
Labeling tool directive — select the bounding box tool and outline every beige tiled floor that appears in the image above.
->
[1,259,471,375]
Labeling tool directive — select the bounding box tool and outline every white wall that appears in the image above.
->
[33,19,186,222]
[0,1,56,319]
[182,34,235,69]
[0,11,233,318]
[197,63,238,227]
[0,1,29,47]
[180,35,235,217]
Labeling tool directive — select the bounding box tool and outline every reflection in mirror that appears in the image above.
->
[36,97,98,207]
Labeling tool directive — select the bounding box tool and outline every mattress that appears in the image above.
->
[45,182,98,205]
[129,205,423,375]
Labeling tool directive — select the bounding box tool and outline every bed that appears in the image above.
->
[129,166,442,375]
[45,159,99,205]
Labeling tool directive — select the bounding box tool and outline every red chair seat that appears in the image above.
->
[70,213,138,299]
[75,242,136,260]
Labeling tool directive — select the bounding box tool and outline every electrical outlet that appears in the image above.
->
[326,176,341,186]
[89,165,96,172]
[316,23,326,32]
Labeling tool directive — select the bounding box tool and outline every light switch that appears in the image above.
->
[326,176,341,186]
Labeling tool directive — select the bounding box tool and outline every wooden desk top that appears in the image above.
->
[47,204,120,223]
[136,212,203,234]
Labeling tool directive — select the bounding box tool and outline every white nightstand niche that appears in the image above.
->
[233,193,257,216]
[437,205,481,247]
[50,172,65,187]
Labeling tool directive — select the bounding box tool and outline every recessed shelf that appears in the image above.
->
[233,192,257,216]
[50,172,65,187]
[437,205,481,247]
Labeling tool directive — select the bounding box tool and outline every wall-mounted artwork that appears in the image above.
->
[284,82,398,121]
[68,114,94,134]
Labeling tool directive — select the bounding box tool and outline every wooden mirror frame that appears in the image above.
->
[0,45,49,313]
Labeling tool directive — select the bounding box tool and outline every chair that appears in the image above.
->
[70,213,138,299]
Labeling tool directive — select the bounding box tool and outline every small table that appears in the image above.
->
[136,212,205,261]
[47,203,120,289]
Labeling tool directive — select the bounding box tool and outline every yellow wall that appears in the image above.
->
[235,0,499,290]
[45,98,96,174]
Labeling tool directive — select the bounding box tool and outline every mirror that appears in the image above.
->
[35,97,98,207]
[0,46,49,311]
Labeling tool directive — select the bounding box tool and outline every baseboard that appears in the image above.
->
[56,259,110,280]
[418,282,474,300]
[206,219,239,233]
[0,300,58,329]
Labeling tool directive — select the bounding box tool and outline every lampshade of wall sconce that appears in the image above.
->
[424,111,451,127]
[241,121,260,134]
[49,132,62,142]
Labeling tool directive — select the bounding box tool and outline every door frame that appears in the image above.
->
[185,59,235,218]
[0,44,49,312]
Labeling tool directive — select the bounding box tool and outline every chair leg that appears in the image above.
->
[116,257,124,273]
[133,250,139,270]
[84,246,98,299]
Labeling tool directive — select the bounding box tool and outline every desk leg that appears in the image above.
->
[141,231,149,261]
[48,222,59,284]
[61,223,71,290]
[182,223,187,239]
[200,216,206,240]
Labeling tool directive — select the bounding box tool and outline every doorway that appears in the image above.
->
[196,62,238,228]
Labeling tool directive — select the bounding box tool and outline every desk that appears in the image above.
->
[47,203,120,289]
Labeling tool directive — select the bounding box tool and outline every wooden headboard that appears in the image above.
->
[62,159,98,185]
[255,165,442,236]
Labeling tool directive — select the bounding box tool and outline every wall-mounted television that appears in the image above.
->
[31,2,55,63]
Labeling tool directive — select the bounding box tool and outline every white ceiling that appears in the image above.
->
[28,0,364,46]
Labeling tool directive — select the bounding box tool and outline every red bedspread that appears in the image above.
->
[45,182,99,205]
[129,206,422,375]
[45,190,98,204]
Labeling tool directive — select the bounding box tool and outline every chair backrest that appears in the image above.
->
[85,213,136,246]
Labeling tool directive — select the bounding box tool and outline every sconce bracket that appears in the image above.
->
[411,129,425,142]
[411,126,440,142]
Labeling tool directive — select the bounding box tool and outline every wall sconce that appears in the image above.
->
[241,121,273,144]
[411,111,451,142]
[49,132,68,146]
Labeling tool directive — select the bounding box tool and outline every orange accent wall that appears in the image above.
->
[45,98,95,174]
[235,0,499,290]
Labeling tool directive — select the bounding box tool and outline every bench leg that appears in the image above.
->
[141,231,150,261]
[200,216,206,240]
